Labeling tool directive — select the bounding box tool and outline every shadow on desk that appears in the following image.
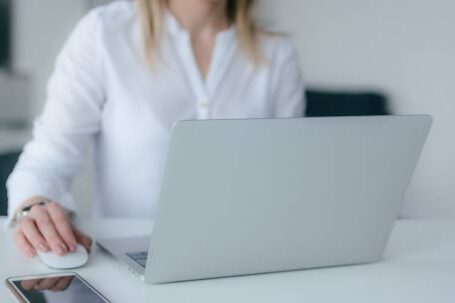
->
[383,220,455,261]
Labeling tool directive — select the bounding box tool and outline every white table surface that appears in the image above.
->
[1,217,454,303]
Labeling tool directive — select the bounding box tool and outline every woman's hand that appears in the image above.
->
[14,198,92,258]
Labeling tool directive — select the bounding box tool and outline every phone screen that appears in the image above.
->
[9,273,109,303]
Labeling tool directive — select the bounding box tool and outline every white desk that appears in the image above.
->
[1,217,454,302]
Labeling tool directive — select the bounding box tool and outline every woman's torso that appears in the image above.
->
[88,1,304,218]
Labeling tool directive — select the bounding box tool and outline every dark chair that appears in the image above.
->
[305,89,390,117]
[0,151,21,216]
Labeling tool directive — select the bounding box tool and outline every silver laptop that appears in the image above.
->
[97,115,432,283]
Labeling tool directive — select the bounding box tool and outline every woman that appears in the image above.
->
[8,0,305,257]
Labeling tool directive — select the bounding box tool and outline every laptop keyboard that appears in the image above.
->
[126,251,148,268]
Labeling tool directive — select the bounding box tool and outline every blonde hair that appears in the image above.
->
[138,0,264,65]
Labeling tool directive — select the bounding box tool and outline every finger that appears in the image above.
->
[21,279,41,291]
[46,203,78,252]
[30,205,68,255]
[14,230,36,258]
[74,229,93,253]
[34,277,60,290]
[20,217,50,253]
[51,276,73,292]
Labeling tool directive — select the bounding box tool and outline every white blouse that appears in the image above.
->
[6,1,305,224]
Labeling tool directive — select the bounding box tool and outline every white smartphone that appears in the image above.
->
[5,272,110,303]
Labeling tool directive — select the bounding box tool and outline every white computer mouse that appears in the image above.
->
[37,244,89,269]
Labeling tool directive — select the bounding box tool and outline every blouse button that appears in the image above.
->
[198,97,210,109]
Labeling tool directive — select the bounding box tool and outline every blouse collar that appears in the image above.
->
[164,11,236,44]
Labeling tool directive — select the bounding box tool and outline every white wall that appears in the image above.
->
[0,73,29,124]
[259,0,455,218]
[12,0,88,113]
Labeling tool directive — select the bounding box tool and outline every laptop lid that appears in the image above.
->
[145,115,432,283]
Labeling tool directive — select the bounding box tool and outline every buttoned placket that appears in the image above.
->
[168,14,237,120]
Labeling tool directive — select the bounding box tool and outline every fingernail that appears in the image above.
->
[55,245,64,255]
[27,249,36,257]
[61,243,68,252]
[70,244,77,251]
[38,243,49,252]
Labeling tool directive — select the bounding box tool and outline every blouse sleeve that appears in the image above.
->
[5,10,105,226]
[269,38,306,118]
